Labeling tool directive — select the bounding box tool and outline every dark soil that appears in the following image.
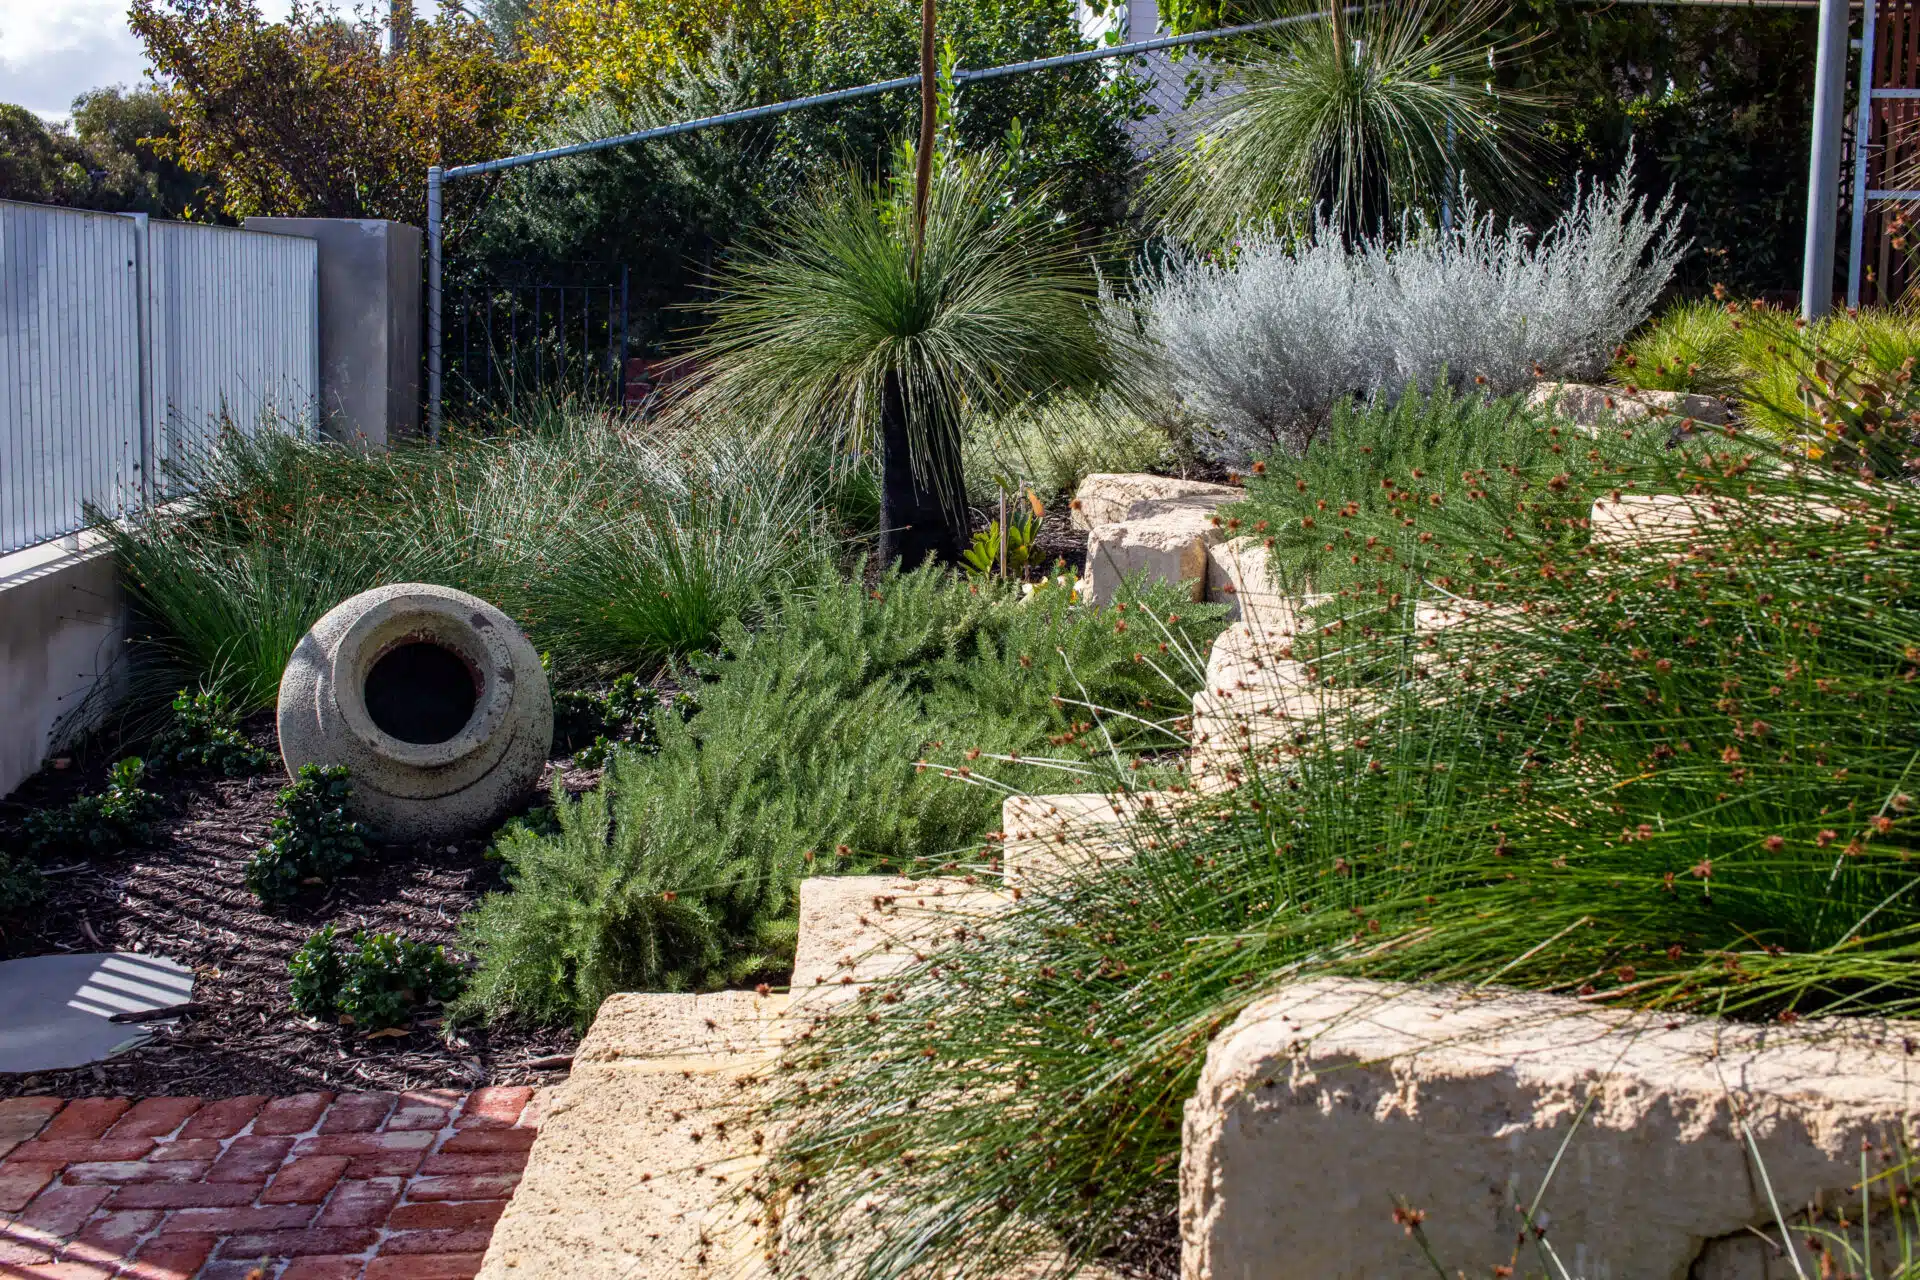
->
[0,711,592,1099]
[1099,1202,1180,1279]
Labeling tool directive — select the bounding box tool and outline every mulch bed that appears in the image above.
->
[0,714,587,1101]
[0,517,1096,1103]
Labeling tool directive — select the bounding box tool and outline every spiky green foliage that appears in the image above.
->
[1150,0,1544,246]
[962,391,1176,507]
[671,141,1110,507]
[1607,297,1747,395]
[99,406,831,710]
[289,924,465,1030]
[1612,299,1920,445]
[1227,385,1674,600]
[247,765,367,903]
[456,565,1226,1027]
[758,431,1920,1279]
[25,758,161,855]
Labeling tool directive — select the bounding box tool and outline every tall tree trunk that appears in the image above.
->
[878,371,964,569]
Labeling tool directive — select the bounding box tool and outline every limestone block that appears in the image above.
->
[1529,381,1730,429]
[1591,491,1850,551]
[1070,472,1241,531]
[1203,536,1301,635]
[1181,978,1918,1280]
[479,990,787,1280]
[788,875,1007,1012]
[1084,498,1226,607]
[277,582,552,842]
[1000,791,1165,887]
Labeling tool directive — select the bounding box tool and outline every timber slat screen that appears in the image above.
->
[1860,0,1920,305]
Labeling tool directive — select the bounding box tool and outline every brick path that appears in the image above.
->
[0,1088,539,1279]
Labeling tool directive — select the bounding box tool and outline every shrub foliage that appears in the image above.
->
[289,924,465,1031]
[457,566,1225,1027]
[1133,162,1683,462]
[247,765,367,904]
[151,688,272,776]
[26,758,161,856]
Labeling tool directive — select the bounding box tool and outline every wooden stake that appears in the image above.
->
[913,0,937,273]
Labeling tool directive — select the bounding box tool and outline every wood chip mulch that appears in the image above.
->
[0,715,589,1102]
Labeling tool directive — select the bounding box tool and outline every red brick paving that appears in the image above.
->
[0,1089,537,1279]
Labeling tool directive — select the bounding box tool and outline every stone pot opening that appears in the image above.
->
[363,640,479,745]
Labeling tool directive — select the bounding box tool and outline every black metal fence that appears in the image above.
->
[442,265,631,419]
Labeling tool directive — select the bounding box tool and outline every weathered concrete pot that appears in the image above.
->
[277,583,552,843]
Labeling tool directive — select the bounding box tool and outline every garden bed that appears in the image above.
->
[0,713,589,1099]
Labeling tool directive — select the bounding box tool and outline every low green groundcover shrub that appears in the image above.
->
[246,764,366,904]
[455,565,1227,1028]
[289,924,464,1031]
[0,850,44,925]
[758,434,1920,1279]
[26,758,160,855]
[151,687,272,775]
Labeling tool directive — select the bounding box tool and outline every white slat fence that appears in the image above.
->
[0,200,319,554]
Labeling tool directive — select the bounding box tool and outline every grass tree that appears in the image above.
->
[673,134,1110,566]
[1152,0,1543,246]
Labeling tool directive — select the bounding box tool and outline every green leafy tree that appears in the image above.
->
[129,0,535,229]
[70,85,217,218]
[1505,1,1817,295]
[466,0,1135,346]
[0,106,97,205]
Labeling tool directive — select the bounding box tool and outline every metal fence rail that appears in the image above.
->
[0,200,319,556]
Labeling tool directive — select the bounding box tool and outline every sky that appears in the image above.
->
[0,0,434,123]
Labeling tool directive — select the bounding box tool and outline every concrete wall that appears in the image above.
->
[0,536,128,799]
[242,218,421,448]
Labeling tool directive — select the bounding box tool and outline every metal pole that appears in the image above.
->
[1804,0,1850,320]
[427,164,443,443]
[1848,0,1879,308]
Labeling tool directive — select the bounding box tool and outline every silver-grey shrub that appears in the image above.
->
[1136,164,1685,463]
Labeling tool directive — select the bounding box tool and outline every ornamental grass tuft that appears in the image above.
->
[98,403,832,712]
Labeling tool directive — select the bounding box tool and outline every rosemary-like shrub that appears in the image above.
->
[456,565,1225,1026]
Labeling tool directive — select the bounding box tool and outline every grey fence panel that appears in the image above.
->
[149,221,319,488]
[0,201,144,556]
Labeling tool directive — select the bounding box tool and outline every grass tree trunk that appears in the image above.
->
[878,372,964,569]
